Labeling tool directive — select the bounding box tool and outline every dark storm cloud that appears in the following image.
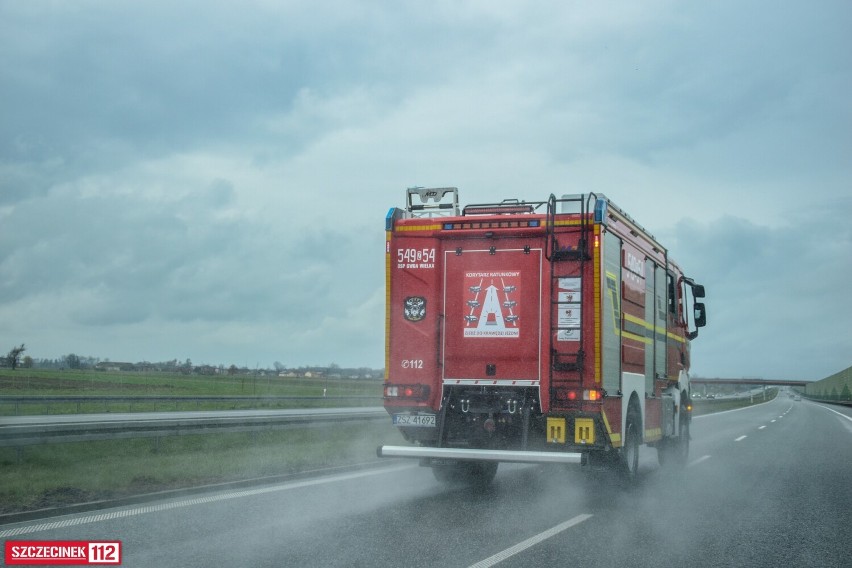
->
[0,1,849,370]
[1,3,307,177]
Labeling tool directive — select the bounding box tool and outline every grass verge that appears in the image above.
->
[0,421,402,516]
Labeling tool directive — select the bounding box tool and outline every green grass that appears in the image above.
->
[0,368,383,415]
[0,368,381,396]
[0,421,402,515]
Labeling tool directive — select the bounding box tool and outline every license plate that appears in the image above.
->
[393,413,436,427]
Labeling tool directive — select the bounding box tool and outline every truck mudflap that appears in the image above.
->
[377,445,583,465]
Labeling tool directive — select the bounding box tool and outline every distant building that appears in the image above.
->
[94,362,136,372]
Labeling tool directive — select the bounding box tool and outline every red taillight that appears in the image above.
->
[384,384,430,400]
[558,389,602,402]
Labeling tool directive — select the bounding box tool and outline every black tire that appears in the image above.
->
[432,461,498,487]
[619,410,641,480]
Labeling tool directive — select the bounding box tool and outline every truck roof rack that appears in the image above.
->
[463,198,547,216]
[406,187,460,218]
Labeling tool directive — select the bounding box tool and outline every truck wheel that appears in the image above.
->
[432,461,498,487]
[619,411,640,479]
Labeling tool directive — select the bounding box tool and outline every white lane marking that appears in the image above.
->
[758,426,766,430]
[468,514,593,568]
[818,405,852,423]
[688,455,711,467]
[0,464,415,538]
[734,435,747,442]
[771,420,776,423]
[692,398,776,419]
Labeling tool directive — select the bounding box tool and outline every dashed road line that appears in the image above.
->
[688,455,711,467]
[468,514,593,568]
[758,425,766,430]
[734,435,747,442]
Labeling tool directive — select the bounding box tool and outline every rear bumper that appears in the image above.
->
[377,445,583,464]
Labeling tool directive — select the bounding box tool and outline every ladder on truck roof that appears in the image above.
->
[546,194,595,398]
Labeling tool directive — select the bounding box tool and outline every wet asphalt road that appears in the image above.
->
[2,397,850,567]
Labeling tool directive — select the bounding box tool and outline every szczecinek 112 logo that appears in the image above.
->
[4,540,122,565]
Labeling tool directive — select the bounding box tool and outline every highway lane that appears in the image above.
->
[504,397,852,568]
[2,397,849,567]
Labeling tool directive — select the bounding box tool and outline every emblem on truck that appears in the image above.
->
[403,296,426,322]
[463,271,521,338]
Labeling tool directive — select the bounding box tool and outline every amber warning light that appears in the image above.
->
[559,389,602,402]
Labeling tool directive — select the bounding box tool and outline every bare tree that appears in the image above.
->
[6,344,26,370]
[65,353,81,370]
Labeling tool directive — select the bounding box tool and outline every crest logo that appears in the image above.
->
[404,296,426,322]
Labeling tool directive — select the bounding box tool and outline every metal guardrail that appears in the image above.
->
[801,398,852,407]
[0,407,389,448]
[0,395,379,415]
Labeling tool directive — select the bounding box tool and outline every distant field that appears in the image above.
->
[0,369,383,415]
[0,368,381,396]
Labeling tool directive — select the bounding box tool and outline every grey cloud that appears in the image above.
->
[0,1,849,371]
[670,197,852,380]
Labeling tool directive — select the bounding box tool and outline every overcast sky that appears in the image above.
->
[1,1,849,380]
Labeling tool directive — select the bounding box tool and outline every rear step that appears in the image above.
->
[377,445,583,464]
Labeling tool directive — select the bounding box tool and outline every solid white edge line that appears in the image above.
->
[691,398,778,419]
[0,464,416,538]
[818,405,852,423]
[467,514,593,568]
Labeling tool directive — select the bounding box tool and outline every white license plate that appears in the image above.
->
[393,414,436,427]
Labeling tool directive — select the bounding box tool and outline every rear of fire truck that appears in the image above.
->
[378,187,706,485]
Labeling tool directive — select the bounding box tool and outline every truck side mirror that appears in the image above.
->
[693,284,705,298]
[694,302,706,328]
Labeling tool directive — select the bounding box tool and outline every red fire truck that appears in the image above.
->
[378,188,706,484]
